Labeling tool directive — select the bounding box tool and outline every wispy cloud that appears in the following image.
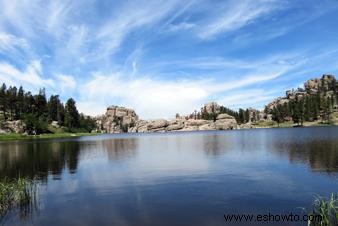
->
[197,0,283,39]
[0,0,337,119]
[0,60,54,89]
[76,54,300,118]
[167,22,196,32]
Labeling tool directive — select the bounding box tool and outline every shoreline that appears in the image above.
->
[0,132,100,142]
[1,123,337,141]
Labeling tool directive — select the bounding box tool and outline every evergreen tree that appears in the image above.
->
[35,88,47,117]
[17,86,25,119]
[64,98,80,129]
[245,109,250,123]
[238,108,245,124]
[304,95,311,121]
[48,95,62,122]
[291,100,301,125]
[7,86,18,119]
[0,84,7,120]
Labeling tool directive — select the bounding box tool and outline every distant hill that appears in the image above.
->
[264,74,338,125]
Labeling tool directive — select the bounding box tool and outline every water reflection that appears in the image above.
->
[0,128,338,182]
[0,127,337,226]
[0,140,80,180]
[271,136,338,174]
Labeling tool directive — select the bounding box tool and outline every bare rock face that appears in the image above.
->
[185,119,210,127]
[166,120,185,131]
[215,118,237,130]
[198,123,215,131]
[97,106,139,133]
[201,102,221,115]
[0,120,26,134]
[147,119,168,131]
[129,120,148,133]
[304,74,336,94]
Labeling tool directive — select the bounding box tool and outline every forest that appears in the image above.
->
[0,83,96,134]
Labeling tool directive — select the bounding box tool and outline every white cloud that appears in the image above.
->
[56,74,77,91]
[77,74,209,118]
[216,90,277,109]
[167,22,196,32]
[92,0,184,59]
[77,65,291,118]
[0,60,54,89]
[198,0,283,39]
[0,32,28,51]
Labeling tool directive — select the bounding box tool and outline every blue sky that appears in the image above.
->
[0,0,338,119]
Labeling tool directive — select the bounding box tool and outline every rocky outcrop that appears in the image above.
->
[202,102,221,115]
[266,74,337,111]
[0,120,26,134]
[127,113,237,133]
[96,106,139,133]
[97,103,238,134]
[304,74,336,94]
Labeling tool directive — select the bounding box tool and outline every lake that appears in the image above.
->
[0,127,337,226]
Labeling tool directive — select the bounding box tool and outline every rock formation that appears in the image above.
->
[266,74,337,111]
[0,120,26,134]
[96,106,139,133]
[128,114,237,133]
[97,104,238,133]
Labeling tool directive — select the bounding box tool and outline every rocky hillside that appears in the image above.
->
[266,75,337,111]
[265,74,338,124]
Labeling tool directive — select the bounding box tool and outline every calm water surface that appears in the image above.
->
[0,127,338,226]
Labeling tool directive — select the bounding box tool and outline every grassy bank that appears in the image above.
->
[0,177,38,223]
[307,194,338,226]
[0,132,100,141]
[251,120,337,128]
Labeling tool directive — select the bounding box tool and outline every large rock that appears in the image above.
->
[216,113,234,120]
[166,120,185,131]
[97,106,139,133]
[198,123,215,130]
[215,119,237,130]
[147,119,168,130]
[185,119,210,127]
[0,120,26,134]
[201,102,221,115]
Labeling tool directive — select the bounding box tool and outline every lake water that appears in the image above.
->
[0,127,337,226]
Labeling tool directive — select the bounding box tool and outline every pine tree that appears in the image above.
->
[7,86,18,119]
[48,95,62,122]
[35,88,47,117]
[64,98,80,129]
[17,86,25,119]
[238,108,245,124]
[245,109,250,123]
[291,100,301,125]
[0,84,7,120]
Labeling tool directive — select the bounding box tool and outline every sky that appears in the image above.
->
[0,0,338,119]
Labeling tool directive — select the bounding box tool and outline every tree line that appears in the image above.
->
[201,105,252,124]
[269,92,337,126]
[0,83,96,134]
[178,104,253,124]
[268,77,338,125]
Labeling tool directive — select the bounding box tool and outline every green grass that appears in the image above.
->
[0,132,100,141]
[0,177,38,223]
[307,193,338,226]
[251,120,294,128]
